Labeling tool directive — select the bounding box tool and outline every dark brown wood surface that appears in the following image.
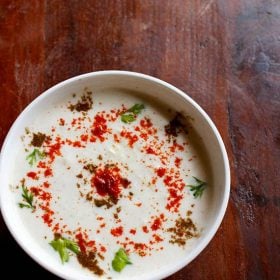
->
[0,0,279,279]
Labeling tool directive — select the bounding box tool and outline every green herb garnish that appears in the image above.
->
[187,176,207,198]
[18,184,34,209]
[50,236,80,263]
[112,248,132,272]
[121,104,145,123]
[26,148,45,166]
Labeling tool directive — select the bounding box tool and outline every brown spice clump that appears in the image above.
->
[83,164,97,174]
[31,132,46,147]
[68,91,93,112]
[167,217,198,246]
[93,196,118,209]
[165,112,188,138]
[77,251,104,276]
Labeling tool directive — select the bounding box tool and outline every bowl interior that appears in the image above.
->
[0,71,229,280]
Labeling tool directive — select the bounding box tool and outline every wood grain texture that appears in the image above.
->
[0,0,279,279]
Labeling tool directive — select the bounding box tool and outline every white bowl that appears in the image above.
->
[0,71,230,280]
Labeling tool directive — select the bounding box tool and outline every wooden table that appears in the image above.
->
[0,1,279,279]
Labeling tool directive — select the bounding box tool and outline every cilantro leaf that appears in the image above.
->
[112,248,132,272]
[50,236,80,263]
[127,104,145,114]
[121,114,136,123]
[50,238,69,263]
[26,148,45,166]
[64,239,80,254]
[18,184,34,209]
[121,104,145,123]
[187,176,207,198]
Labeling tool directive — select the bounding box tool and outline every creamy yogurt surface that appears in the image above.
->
[10,88,212,279]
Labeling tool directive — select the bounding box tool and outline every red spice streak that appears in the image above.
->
[130,229,136,235]
[31,187,52,202]
[169,141,184,152]
[59,118,65,126]
[53,223,60,232]
[37,161,47,168]
[166,188,183,211]
[47,138,62,162]
[100,246,106,252]
[135,126,148,141]
[153,234,163,243]
[66,139,85,148]
[163,175,184,212]
[91,167,121,198]
[151,218,162,231]
[43,181,50,188]
[142,226,149,233]
[120,130,138,147]
[42,213,53,227]
[87,240,96,248]
[75,233,87,252]
[163,175,172,186]
[27,171,37,179]
[30,187,40,196]
[80,134,88,142]
[44,167,53,177]
[91,114,108,142]
[40,205,54,214]
[140,118,152,128]
[73,141,83,147]
[113,134,120,143]
[111,226,123,237]
[146,147,156,155]
[156,168,166,177]
[151,177,157,184]
[175,157,182,168]
[134,243,147,250]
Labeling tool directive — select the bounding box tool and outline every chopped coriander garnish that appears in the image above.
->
[112,248,132,272]
[26,148,45,166]
[121,104,145,123]
[121,114,136,123]
[50,236,80,263]
[187,176,207,198]
[18,183,34,209]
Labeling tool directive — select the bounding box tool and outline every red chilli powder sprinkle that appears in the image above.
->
[42,213,53,227]
[27,171,37,180]
[151,218,162,231]
[111,226,123,237]
[91,114,108,142]
[156,168,166,177]
[146,147,156,155]
[44,167,53,177]
[175,157,182,168]
[120,130,138,148]
[75,233,87,253]
[130,229,136,235]
[47,138,63,162]
[142,226,149,233]
[91,167,121,199]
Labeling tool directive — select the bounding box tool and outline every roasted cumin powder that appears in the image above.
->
[77,251,104,276]
[167,217,199,246]
[30,132,46,147]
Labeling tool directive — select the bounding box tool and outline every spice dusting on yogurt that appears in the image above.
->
[11,88,212,278]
